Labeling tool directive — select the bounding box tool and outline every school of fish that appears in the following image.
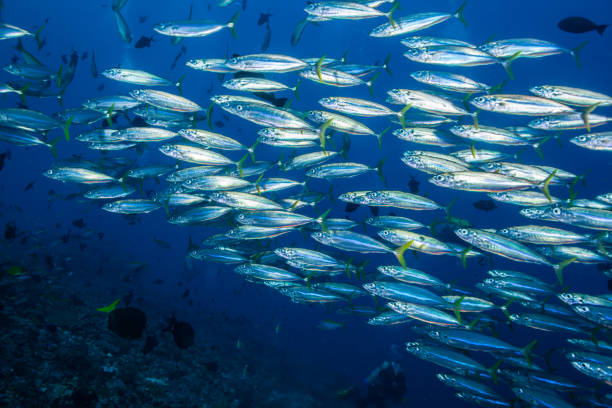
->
[2,0,612,406]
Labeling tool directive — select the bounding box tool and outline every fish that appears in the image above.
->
[558,16,608,35]
[134,35,153,48]
[473,199,497,211]
[154,12,240,39]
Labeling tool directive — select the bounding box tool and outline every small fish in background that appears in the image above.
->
[138,16,147,23]
[81,51,88,60]
[90,50,98,78]
[258,11,271,26]
[0,151,11,171]
[345,202,359,213]
[317,320,344,330]
[261,22,271,51]
[473,199,498,211]
[24,181,35,191]
[408,175,420,194]
[4,222,16,240]
[170,45,187,70]
[72,218,86,228]
[134,35,153,48]
[558,16,608,35]
[153,237,170,248]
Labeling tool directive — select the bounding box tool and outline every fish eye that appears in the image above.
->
[433,175,445,182]
[229,58,237,64]
[458,229,467,235]
[236,105,243,111]
[578,136,587,142]
[552,207,561,215]
[500,229,508,234]
[474,96,485,104]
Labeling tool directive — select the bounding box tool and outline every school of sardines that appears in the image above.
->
[2,0,612,406]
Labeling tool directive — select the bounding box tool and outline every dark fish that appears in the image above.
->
[108,307,146,340]
[0,151,10,171]
[261,22,271,52]
[153,279,164,284]
[138,16,147,23]
[164,316,195,349]
[45,255,53,269]
[408,176,420,194]
[369,206,379,216]
[72,218,86,228]
[134,35,153,48]
[61,54,67,64]
[608,279,612,291]
[473,199,498,211]
[153,237,170,248]
[181,289,190,299]
[97,84,104,91]
[4,222,16,240]
[98,232,104,240]
[10,54,18,64]
[258,12,271,26]
[558,16,608,35]
[142,335,158,354]
[79,242,87,251]
[170,46,187,70]
[101,115,118,128]
[90,49,98,78]
[131,116,147,126]
[81,51,88,60]
[345,202,359,213]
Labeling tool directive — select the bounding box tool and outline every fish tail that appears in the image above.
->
[367,71,380,97]
[459,245,472,269]
[106,103,116,128]
[319,118,334,151]
[328,185,335,205]
[454,1,468,27]
[488,79,507,94]
[237,153,248,177]
[377,126,389,149]
[341,49,349,64]
[56,64,64,88]
[471,110,479,129]
[489,360,502,385]
[316,208,332,232]
[248,139,260,163]
[597,24,609,35]
[48,135,61,158]
[462,93,473,111]
[539,169,557,203]
[521,339,538,367]
[500,299,514,323]
[501,51,521,80]
[392,240,414,268]
[552,257,576,285]
[571,41,588,68]
[532,134,553,158]
[315,54,326,82]
[227,11,240,39]
[453,296,465,324]
[581,102,600,132]
[97,298,120,313]
[397,105,411,129]
[63,116,74,142]
[291,18,309,47]
[293,79,302,99]
[340,134,351,160]
[34,21,46,50]
[254,173,264,195]
[375,157,386,183]
[382,52,392,76]
[206,102,214,130]
[176,74,186,95]
[385,1,400,28]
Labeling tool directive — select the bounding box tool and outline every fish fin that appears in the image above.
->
[571,41,588,68]
[56,64,63,88]
[501,51,521,80]
[444,198,457,218]
[398,105,411,129]
[176,74,186,95]
[597,24,609,35]
[581,102,600,132]
[462,93,473,111]
[34,22,46,50]
[328,185,335,205]
[106,103,115,128]
[291,18,309,47]
[377,126,389,149]
[227,11,240,39]
[540,169,557,203]
[382,52,392,75]
[488,79,507,94]
[248,139,259,163]
[375,157,386,183]
[553,257,576,285]
[62,116,74,142]
[293,79,302,99]
[340,134,351,160]
[385,1,400,28]
[460,245,471,269]
[393,240,414,268]
[500,299,514,323]
[48,135,61,158]
[366,71,380,97]
[489,360,502,385]
[453,1,468,27]
[319,118,333,151]
[206,103,214,129]
[315,54,326,82]
[471,111,479,129]
[255,173,264,195]
[237,153,248,177]
[453,296,465,324]
[521,339,538,367]
[316,208,332,233]
[97,298,120,313]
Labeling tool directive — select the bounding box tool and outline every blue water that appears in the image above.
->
[1,0,611,406]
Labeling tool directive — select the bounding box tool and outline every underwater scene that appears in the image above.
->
[1,0,612,406]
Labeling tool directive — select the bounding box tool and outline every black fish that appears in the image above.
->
[408,176,420,194]
[4,222,16,240]
[134,35,153,48]
[345,202,359,213]
[473,199,498,212]
[81,51,88,60]
[108,307,146,340]
[72,218,86,228]
[24,181,35,191]
[170,46,187,70]
[261,22,271,51]
[0,151,10,171]
[138,16,147,23]
[91,49,98,78]
[558,16,608,35]
[164,316,194,349]
[258,11,271,26]
[181,289,190,299]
